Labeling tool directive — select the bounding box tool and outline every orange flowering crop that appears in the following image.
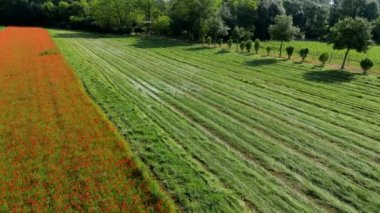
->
[0,27,174,212]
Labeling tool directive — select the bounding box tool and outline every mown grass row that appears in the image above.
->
[52,30,380,212]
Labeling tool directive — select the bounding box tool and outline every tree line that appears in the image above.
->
[0,0,379,40]
[0,0,378,72]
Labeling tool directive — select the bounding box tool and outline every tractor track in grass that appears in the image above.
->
[53,31,380,212]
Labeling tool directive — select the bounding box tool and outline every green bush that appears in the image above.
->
[200,37,206,46]
[360,58,374,75]
[319,53,329,67]
[245,40,252,53]
[218,38,223,48]
[254,39,260,54]
[206,36,212,47]
[153,15,171,35]
[286,46,294,59]
[266,46,273,56]
[240,41,246,52]
[299,48,309,62]
[227,39,233,49]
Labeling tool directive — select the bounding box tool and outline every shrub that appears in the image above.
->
[360,58,374,75]
[153,15,171,35]
[266,46,273,56]
[286,46,294,59]
[227,39,233,49]
[200,37,206,46]
[254,39,260,54]
[245,40,252,53]
[319,53,329,67]
[206,36,212,47]
[240,41,246,52]
[299,48,309,62]
[218,38,223,48]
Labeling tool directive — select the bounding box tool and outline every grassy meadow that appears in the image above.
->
[52,29,380,212]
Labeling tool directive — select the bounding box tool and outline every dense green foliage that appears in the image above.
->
[319,52,330,67]
[1,0,379,41]
[360,58,374,74]
[286,46,295,59]
[330,17,373,69]
[299,48,309,62]
[54,29,380,212]
[269,15,300,57]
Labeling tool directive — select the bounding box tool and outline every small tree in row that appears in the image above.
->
[246,40,252,53]
[286,46,294,60]
[266,46,273,56]
[254,39,260,54]
[232,26,253,51]
[360,58,374,75]
[240,42,246,52]
[319,53,329,67]
[218,38,223,48]
[299,48,309,63]
[206,36,212,47]
[227,39,233,49]
[268,15,300,58]
[330,17,373,70]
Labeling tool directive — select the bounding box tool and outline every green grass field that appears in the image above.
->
[52,29,380,212]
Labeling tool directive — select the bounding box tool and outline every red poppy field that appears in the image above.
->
[0,27,174,212]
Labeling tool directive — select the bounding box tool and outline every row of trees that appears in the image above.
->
[1,0,380,40]
[0,0,377,71]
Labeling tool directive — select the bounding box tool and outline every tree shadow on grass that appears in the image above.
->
[131,37,192,49]
[52,31,118,39]
[244,58,279,66]
[215,49,231,54]
[303,70,357,83]
[186,46,208,51]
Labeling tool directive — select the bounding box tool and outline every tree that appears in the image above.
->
[232,26,253,50]
[168,0,222,39]
[337,0,379,21]
[286,46,294,59]
[206,16,229,47]
[254,39,260,54]
[319,53,329,67]
[268,15,300,58]
[227,39,233,49]
[207,36,212,46]
[299,48,309,62]
[266,46,273,56]
[246,40,252,53]
[303,2,329,39]
[255,0,285,40]
[373,17,380,44]
[240,41,246,52]
[91,0,137,32]
[330,17,373,70]
[225,0,258,28]
[218,38,224,47]
[360,58,374,75]
[153,15,171,35]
